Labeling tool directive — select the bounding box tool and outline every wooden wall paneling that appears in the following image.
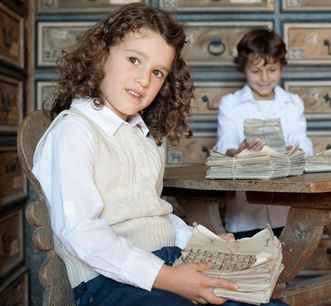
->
[0,74,23,132]
[37,0,149,13]
[0,2,24,68]
[282,0,331,12]
[36,80,55,110]
[0,209,24,279]
[160,0,274,12]
[182,21,273,66]
[308,132,331,154]
[192,81,243,120]
[284,23,331,65]
[0,146,27,207]
[0,267,28,306]
[37,21,95,67]
[166,134,216,165]
[283,80,331,119]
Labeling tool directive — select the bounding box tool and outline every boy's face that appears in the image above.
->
[100,27,175,121]
[244,56,282,100]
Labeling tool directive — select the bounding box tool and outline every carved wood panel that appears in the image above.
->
[0,268,28,306]
[0,147,26,207]
[160,0,274,11]
[183,21,273,66]
[0,3,23,67]
[0,209,24,278]
[37,21,95,66]
[282,0,331,11]
[38,0,147,13]
[308,133,331,154]
[167,135,216,164]
[192,82,243,119]
[284,23,331,64]
[283,80,331,119]
[0,74,22,132]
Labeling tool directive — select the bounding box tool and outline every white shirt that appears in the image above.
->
[33,98,193,290]
[217,84,313,156]
[216,85,313,232]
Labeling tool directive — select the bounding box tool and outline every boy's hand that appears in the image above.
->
[226,138,265,156]
[154,262,239,305]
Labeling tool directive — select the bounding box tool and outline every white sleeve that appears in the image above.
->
[165,214,193,249]
[286,96,313,156]
[33,118,164,291]
[216,95,243,154]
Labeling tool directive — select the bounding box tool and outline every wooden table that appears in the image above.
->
[163,164,331,306]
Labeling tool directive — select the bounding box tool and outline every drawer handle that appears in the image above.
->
[208,38,225,56]
[324,39,331,55]
[323,93,331,107]
[201,145,210,157]
[2,27,13,48]
[1,93,13,112]
[5,157,19,173]
[201,95,209,103]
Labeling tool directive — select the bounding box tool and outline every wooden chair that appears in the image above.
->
[17,110,75,306]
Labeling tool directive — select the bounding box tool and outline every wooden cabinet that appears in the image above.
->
[0,0,28,305]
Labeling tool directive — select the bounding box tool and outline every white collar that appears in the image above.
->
[237,84,294,109]
[70,98,149,137]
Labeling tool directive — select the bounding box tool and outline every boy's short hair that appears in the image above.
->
[234,29,287,72]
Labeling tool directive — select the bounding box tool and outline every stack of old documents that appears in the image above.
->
[304,149,331,173]
[175,224,283,305]
[244,118,287,153]
[206,145,306,180]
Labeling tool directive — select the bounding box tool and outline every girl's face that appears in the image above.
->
[244,56,282,100]
[100,27,175,121]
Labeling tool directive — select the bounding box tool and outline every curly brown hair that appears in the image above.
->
[234,29,287,73]
[50,3,193,146]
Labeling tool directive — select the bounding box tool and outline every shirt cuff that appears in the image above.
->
[122,248,164,291]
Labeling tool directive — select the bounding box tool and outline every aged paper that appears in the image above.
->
[176,224,283,305]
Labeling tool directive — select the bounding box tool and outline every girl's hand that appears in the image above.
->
[153,262,239,305]
[226,138,265,157]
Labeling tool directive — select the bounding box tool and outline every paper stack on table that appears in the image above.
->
[206,145,306,180]
[175,224,283,305]
[304,149,331,173]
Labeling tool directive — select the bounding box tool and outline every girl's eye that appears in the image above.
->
[153,70,164,79]
[129,57,139,64]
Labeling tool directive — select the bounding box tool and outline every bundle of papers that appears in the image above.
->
[175,224,283,305]
[206,145,306,180]
[244,118,287,153]
[304,149,331,173]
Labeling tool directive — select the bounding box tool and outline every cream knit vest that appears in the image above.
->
[38,108,175,288]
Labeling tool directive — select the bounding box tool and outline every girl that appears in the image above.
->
[33,4,288,306]
[216,29,313,239]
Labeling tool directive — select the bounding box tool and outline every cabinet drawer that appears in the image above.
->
[160,0,274,12]
[183,21,272,66]
[284,23,331,64]
[308,132,331,154]
[0,74,23,131]
[0,3,24,68]
[283,80,331,119]
[38,21,95,66]
[193,82,242,119]
[167,135,216,165]
[282,0,331,12]
[0,209,24,278]
[0,267,28,306]
[0,147,26,207]
[38,0,147,13]
[36,81,55,110]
